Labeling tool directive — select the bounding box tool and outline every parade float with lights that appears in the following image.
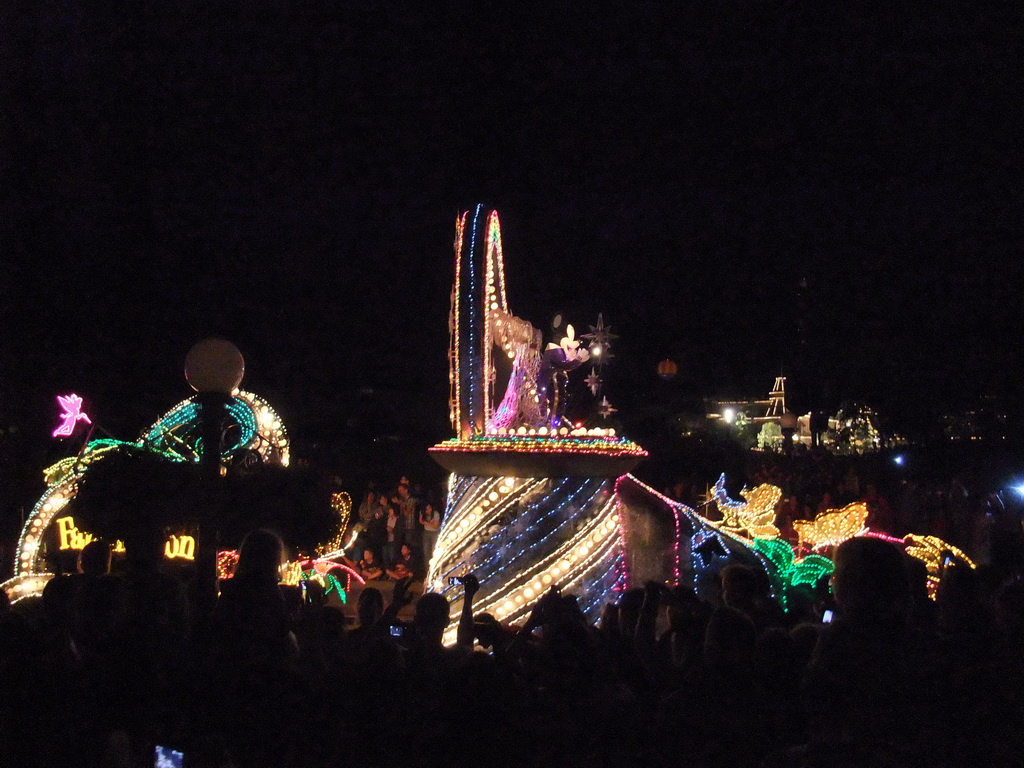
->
[2,214,976,618]
[425,206,763,637]
[1,341,362,604]
[425,207,975,639]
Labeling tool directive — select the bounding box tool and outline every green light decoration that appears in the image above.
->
[5,390,291,601]
[300,570,347,604]
[141,396,258,462]
[326,573,346,604]
[753,537,834,610]
[42,439,138,486]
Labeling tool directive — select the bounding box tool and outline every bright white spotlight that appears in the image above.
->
[723,408,736,424]
[893,454,905,466]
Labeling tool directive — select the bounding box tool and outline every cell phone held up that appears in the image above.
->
[155,746,184,768]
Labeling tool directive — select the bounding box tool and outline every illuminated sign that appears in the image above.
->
[164,535,196,561]
[57,516,95,550]
[53,394,92,438]
[55,516,192,560]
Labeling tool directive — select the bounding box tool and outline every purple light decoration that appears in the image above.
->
[52,394,92,438]
[617,475,684,586]
[489,351,532,431]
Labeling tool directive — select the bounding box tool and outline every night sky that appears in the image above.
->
[1,2,1021,496]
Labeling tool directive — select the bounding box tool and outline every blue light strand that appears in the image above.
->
[438,477,567,599]
[492,497,619,623]
[452,483,611,619]
[462,204,484,435]
[142,400,199,447]
[580,551,621,618]
[463,478,579,578]
[445,476,477,518]
[466,479,606,594]
[434,477,549,593]
[552,502,620,587]
[439,477,575,599]
[436,476,504,558]
[225,398,258,453]
[494,481,601,566]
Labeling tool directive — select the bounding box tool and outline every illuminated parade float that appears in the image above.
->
[425,207,975,636]
[426,206,755,633]
[2,210,977,621]
[1,341,361,604]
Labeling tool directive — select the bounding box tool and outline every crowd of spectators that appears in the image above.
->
[4,520,1024,767]
[3,459,1024,767]
[344,477,441,582]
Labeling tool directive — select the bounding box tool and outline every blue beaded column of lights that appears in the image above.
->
[430,207,647,642]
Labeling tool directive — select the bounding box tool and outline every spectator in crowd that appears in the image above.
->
[354,548,384,581]
[720,563,782,633]
[363,499,386,556]
[213,528,293,664]
[383,503,399,567]
[420,501,441,567]
[862,482,894,534]
[394,482,421,552]
[386,542,417,581]
[357,490,378,525]
[800,536,949,767]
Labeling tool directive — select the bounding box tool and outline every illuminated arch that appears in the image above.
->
[140,390,290,466]
[2,390,290,602]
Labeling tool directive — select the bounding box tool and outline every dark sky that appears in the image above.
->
[1,1,1021,476]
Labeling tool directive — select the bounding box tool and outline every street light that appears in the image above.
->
[183,339,243,609]
[184,339,244,479]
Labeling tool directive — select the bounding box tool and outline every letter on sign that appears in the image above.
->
[56,516,94,550]
[165,535,196,561]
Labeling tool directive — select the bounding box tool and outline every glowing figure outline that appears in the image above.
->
[53,394,92,438]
